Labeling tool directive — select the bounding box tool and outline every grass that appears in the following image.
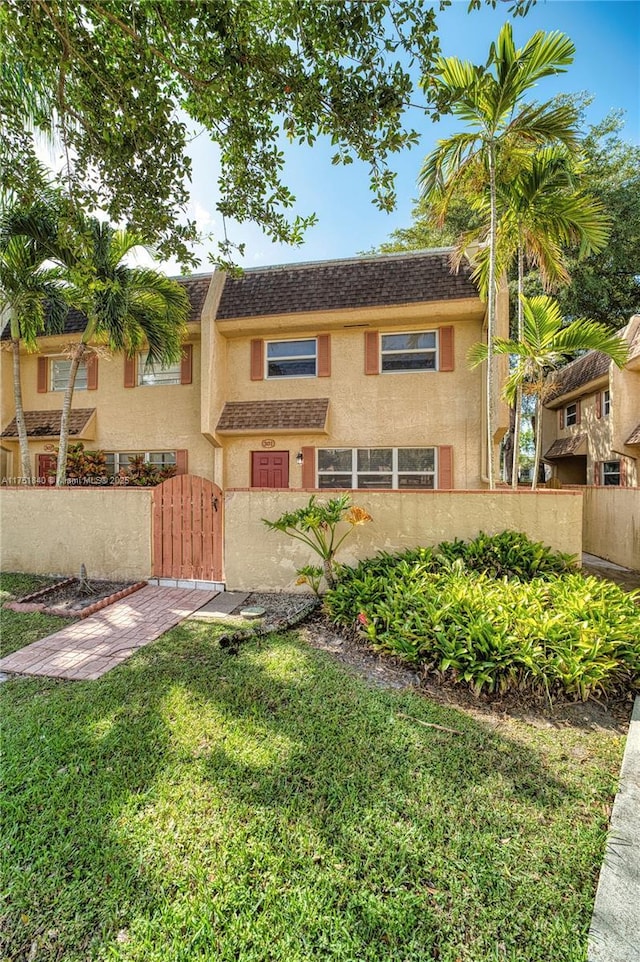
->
[0,571,77,658]
[0,574,626,962]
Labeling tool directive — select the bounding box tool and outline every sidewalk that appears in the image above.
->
[0,585,218,680]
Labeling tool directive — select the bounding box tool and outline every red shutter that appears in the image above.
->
[86,354,98,390]
[301,447,316,488]
[576,400,582,425]
[37,356,48,393]
[180,344,193,384]
[365,331,380,375]
[438,446,453,490]
[558,408,564,431]
[317,335,331,377]
[594,461,601,486]
[595,392,602,419]
[439,326,454,371]
[250,339,264,381]
[620,459,627,487]
[175,450,188,475]
[124,355,136,388]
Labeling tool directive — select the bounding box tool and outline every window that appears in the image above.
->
[602,460,621,486]
[138,352,181,386]
[51,357,88,392]
[266,339,317,378]
[317,448,436,489]
[603,389,611,416]
[105,451,177,477]
[565,402,578,427]
[380,332,437,372]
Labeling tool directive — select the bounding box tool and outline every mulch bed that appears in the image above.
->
[4,578,147,619]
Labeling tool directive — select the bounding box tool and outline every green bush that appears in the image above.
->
[326,535,639,701]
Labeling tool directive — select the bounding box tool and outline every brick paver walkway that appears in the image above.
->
[0,586,218,681]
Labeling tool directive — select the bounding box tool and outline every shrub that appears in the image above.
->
[325,535,639,700]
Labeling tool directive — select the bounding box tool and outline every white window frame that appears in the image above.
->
[602,460,621,486]
[50,356,88,392]
[317,447,437,489]
[265,338,317,379]
[104,451,177,476]
[565,402,578,427]
[380,331,438,374]
[602,389,611,416]
[138,352,181,386]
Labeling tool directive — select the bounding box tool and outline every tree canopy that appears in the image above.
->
[0,0,538,268]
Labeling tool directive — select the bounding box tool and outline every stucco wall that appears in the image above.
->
[583,487,640,570]
[0,488,153,580]
[217,317,488,490]
[223,488,583,591]
[1,331,215,480]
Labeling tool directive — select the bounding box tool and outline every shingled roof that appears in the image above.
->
[626,423,640,445]
[544,434,587,459]
[0,274,212,340]
[217,398,329,433]
[545,351,611,404]
[1,408,96,438]
[216,250,478,320]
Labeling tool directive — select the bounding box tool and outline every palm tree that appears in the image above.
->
[0,200,67,480]
[468,295,628,489]
[463,146,610,487]
[419,23,579,487]
[54,219,189,485]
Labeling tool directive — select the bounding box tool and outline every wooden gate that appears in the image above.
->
[152,474,223,581]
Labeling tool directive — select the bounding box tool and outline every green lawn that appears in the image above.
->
[0,575,625,962]
[0,571,77,658]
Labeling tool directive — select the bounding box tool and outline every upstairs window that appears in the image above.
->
[266,339,317,378]
[380,332,437,372]
[138,352,182,386]
[51,357,88,392]
[565,402,578,427]
[603,389,611,416]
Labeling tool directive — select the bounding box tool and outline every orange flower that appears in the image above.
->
[345,506,372,526]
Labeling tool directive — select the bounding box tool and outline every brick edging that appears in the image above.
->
[4,580,148,619]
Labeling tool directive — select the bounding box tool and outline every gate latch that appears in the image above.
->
[212,496,218,512]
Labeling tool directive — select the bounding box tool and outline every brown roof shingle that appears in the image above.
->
[217,398,329,433]
[1,408,96,438]
[545,352,610,403]
[544,434,587,459]
[625,423,640,445]
[216,250,478,320]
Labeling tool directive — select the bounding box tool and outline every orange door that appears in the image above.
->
[251,451,289,488]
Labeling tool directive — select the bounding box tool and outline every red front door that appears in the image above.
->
[251,451,289,488]
[37,454,57,483]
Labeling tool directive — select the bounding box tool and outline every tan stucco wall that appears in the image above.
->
[217,316,488,490]
[1,347,16,478]
[0,331,215,480]
[0,488,153,580]
[583,487,640,570]
[223,489,583,591]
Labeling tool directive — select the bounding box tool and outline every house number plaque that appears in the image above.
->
[261,439,275,448]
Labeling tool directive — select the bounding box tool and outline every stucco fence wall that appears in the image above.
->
[0,487,153,581]
[582,487,640,571]
[224,489,584,591]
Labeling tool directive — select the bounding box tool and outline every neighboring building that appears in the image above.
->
[1,250,510,490]
[541,315,640,486]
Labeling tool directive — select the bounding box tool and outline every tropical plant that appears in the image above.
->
[464,146,610,486]
[52,219,188,486]
[468,295,628,488]
[263,495,372,590]
[0,198,67,480]
[419,22,580,487]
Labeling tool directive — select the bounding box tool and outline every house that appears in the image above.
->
[541,314,640,486]
[0,249,510,490]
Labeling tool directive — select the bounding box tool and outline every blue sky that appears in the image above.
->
[160,0,640,274]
